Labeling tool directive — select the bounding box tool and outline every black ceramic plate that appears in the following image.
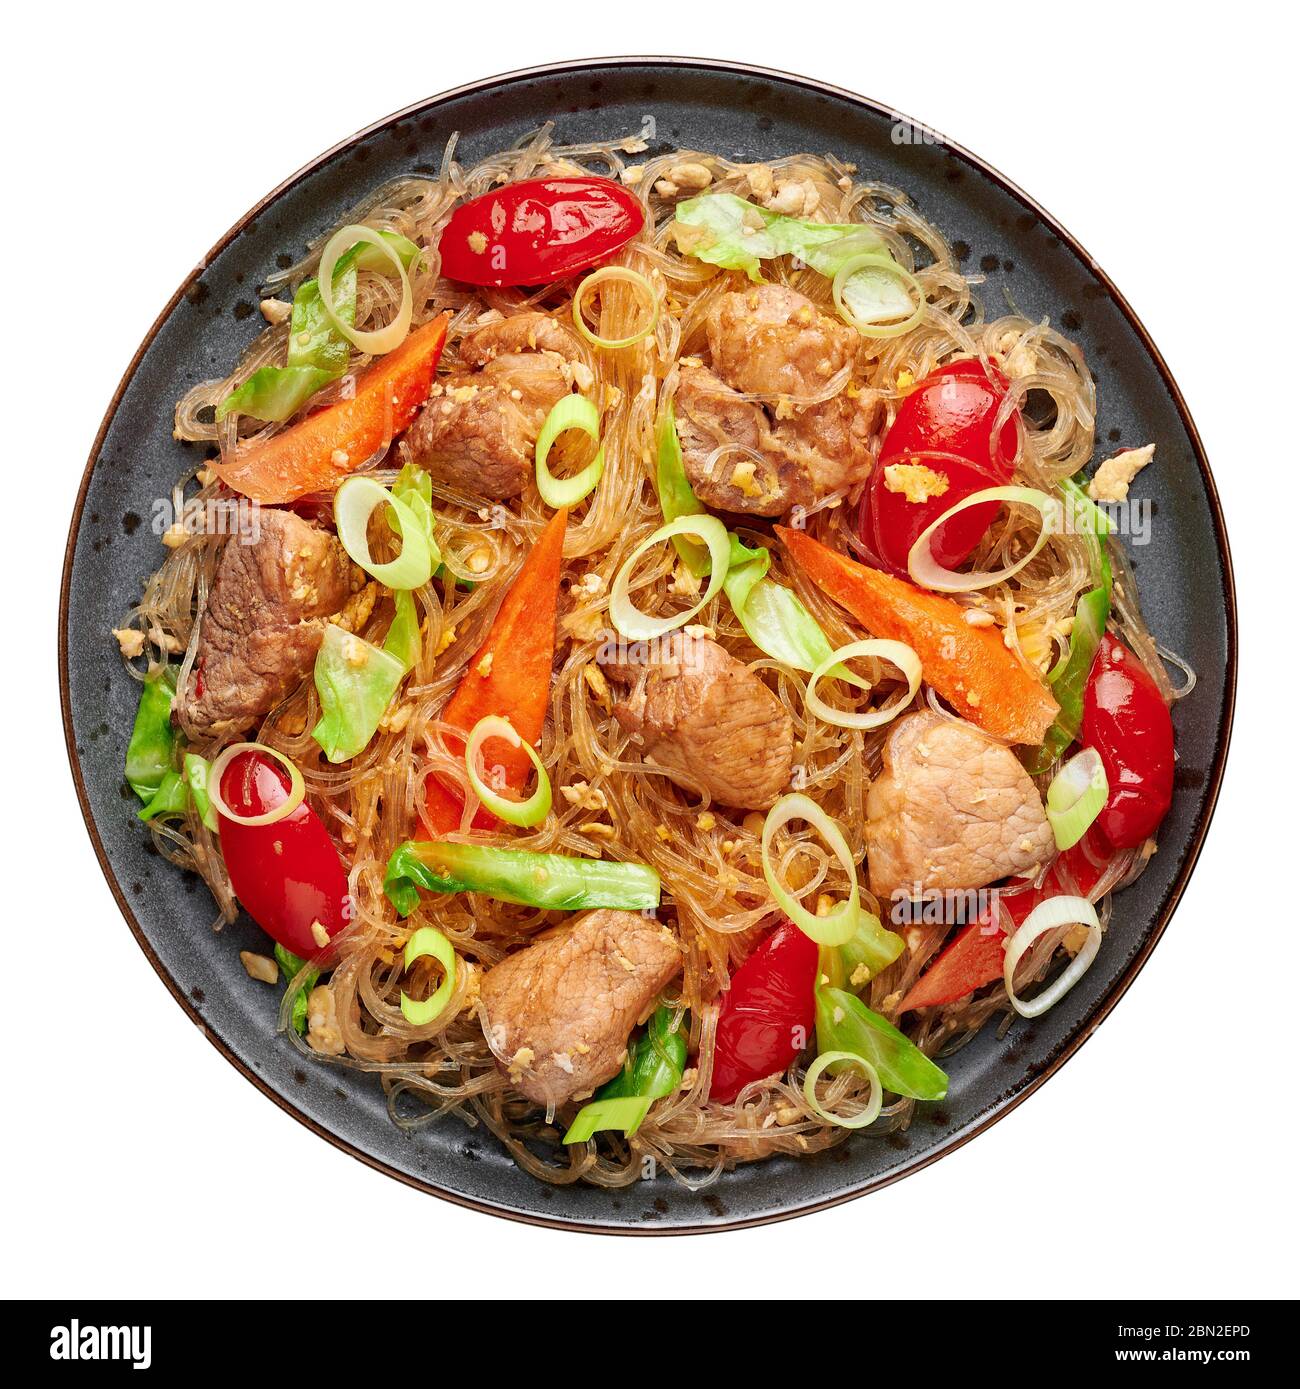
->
[61,58,1236,1233]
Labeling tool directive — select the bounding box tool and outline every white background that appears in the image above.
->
[4,2,1293,1300]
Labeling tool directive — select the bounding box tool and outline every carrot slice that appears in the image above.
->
[214,314,449,504]
[777,526,1058,745]
[423,509,569,836]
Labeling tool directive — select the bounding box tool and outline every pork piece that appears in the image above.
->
[674,286,877,515]
[865,712,1055,901]
[675,366,814,515]
[705,284,860,400]
[479,909,683,1107]
[177,509,360,738]
[404,311,583,498]
[609,636,793,810]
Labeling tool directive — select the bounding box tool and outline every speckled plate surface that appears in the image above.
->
[60,58,1236,1233]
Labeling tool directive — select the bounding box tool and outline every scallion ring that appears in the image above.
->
[206,742,306,828]
[571,266,659,350]
[760,793,862,948]
[464,715,552,828]
[535,395,605,509]
[334,476,434,590]
[831,252,926,339]
[400,926,457,1026]
[803,1050,883,1130]
[806,638,921,731]
[906,485,1062,593]
[609,514,731,641]
[317,223,413,355]
[1046,748,1109,851]
[1003,895,1102,1019]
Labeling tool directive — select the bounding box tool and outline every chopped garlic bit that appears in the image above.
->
[667,162,712,191]
[306,985,345,1055]
[1063,923,1092,956]
[884,462,950,505]
[669,564,701,598]
[963,608,996,628]
[379,702,413,734]
[112,627,146,659]
[507,1046,535,1079]
[730,459,763,498]
[239,951,279,984]
[1088,444,1155,503]
[583,662,611,710]
[745,165,775,201]
[560,780,607,811]
[765,178,819,218]
[259,298,293,325]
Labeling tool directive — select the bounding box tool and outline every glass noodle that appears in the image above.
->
[118,125,1189,1187]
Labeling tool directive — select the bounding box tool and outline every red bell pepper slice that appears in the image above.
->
[896,831,1111,1013]
[438,178,645,288]
[857,359,1019,578]
[422,509,568,835]
[709,921,818,1105]
[1082,634,1175,850]
[217,751,351,960]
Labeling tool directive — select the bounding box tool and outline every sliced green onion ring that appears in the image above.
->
[334,475,434,589]
[1046,747,1109,850]
[831,252,926,339]
[400,926,457,1026]
[206,742,306,828]
[535,394,605,508]
[465,715,552,828]
[761,793,862,948]
[572,266,659,350]
[563,1095,654,1143]
[317,223,413,355]
[806,638,921,731]
[609,514,731,641]
[1003,894,1102,1019]
[907,485,1061,593]
[803,1050,883,1130]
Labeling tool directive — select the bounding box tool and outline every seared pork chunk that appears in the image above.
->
[865,712,1054,901]
[609,636,794,810]
[705,284,859,399]
[176,509,360,739]
[675,366,814,515]
[404,311,583,498]
[479,909,682,1107]
[675,287,877,516]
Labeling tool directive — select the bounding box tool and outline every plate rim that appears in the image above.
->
[59,55,1239,1236]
